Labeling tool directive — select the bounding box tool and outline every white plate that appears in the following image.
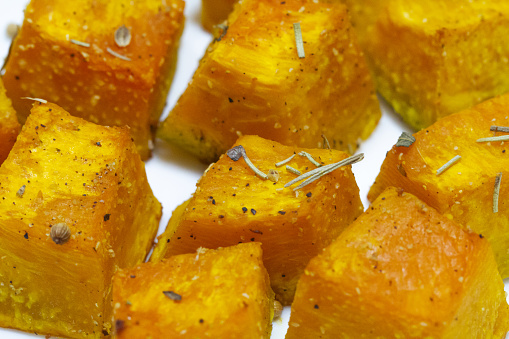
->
[0,1,506,338]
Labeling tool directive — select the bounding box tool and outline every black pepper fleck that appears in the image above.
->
[163,291,182,302]
[24,231,28,239]
[314,304,319,309]
[251,209,257,215]
[306,192,312,198]
[242,207,248,213]
[278,211,286,215]
[104,214,111,221]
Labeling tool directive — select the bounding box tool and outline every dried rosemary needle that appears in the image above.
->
[293,22,305,58]
[298,151,322,167]
[436,155,461,176]
[494,172,503,213]
[226,145,268,180]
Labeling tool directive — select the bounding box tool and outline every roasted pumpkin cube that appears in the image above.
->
[2,0,185,160]
[360,0,509,130]
[201,0,237,32]
[113,243,274,338]
[158,0,380,163]
[369,93,509,278]
[151,135,364,304]
[287,187,509,338]
[0,78,20,165]
[0,102,161,338]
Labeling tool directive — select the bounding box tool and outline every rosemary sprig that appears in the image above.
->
[477,135,509,143]
[275,154,295,167]
[226,145,268,180]
[286,165,301,175]
[293,23,305,58]
[107,47,131,61]
[490,126,509,133]
[285,153,364,191]
[436,155,461,175]
[322,134,331,150]
[70,39,90,48]
[395,131,416,147]
[494,173,502,213]
[298,151,322,167]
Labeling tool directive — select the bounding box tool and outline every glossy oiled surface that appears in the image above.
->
[287,188,509,338]
[369,93,509,278]
[0,103,161,338]
[3,0,185,159]
[159,0,380,162]
[152,135,364,305]
[113,243,274,338]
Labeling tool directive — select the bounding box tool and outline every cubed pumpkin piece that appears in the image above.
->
[201,0,237,32]
[369,93,509,278]
[359,0,509,130]
[113,243,274,338]
[0,78,20,165]
[2,0,185,160]
[0,102,161,338]
[151,135,364,304]
[286,187,509,338]
[158,0,380,163]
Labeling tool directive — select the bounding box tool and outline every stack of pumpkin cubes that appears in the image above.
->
[0,0,509,338]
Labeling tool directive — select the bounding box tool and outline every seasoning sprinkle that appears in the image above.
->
[298,151,322,167]
[321,134,331,149]
[293,22,305,58]
[275,154,296,167]
[285,153,364,191]
[107,47,131,61]
[21,97,47,104]
[477,135,509,143]
[490,126,509,133]
[50,223,71,245]
[267,169,280,183]
[436,155,461,176]
[163,291,182,302]
[395,131,416,147]
[494,172,502,213]
[16,185,26,198]
[70,39,90,48]
[114,25,131,48]
[286,165,301,175]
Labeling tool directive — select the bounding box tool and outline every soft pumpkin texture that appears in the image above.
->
[0,78,20,165]
[346,0,509,130]
[286,187,509,338]
[151,135,364,304]
[2,0,185,159]
[158,0,380,163]
[0,102,161,338]
[369,93,509,278]
[114,243,274,338]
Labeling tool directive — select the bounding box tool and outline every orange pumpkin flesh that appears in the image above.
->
[0,78,20,165]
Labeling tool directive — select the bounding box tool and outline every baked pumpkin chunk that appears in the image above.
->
[114,243,274,338]
[360,0,509,130]
[159,0,380,163]
[151,135,364,305]
[0,78,20,165]
[2,0,185,159]
[287,188,509,338]
[0,102,161,338]
[369,93,509,278]
[201,0,237,32]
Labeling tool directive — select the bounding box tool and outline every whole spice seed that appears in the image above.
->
[286,165,301,175]
[476,135,509,143]
[267,169,280,183]
[70,39,90,48]
[436,155,461,176]
[107,47,132,61]
[114,25,131,48]
[6,23,18,38]
[395,131,416,147]
[490,126,509,133]
[293,22,305,58]
[494,172,502,213]
[273,300,283,320]
[298,151,322,167]
[50,223,71,245]
[163,291,182,302]
[16,185,26,198]
[275,154,296,167]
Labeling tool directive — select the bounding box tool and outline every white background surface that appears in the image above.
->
[0,0,504,338]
